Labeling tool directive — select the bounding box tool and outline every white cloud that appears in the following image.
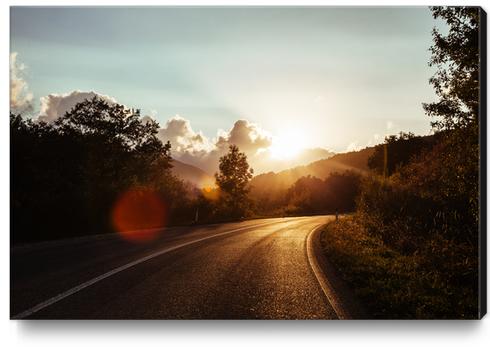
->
[38,90,118,123]
[33,89,332,175]
[156,118,273,174]
[10,52,33,113]
[386,120,394,130]
[157,115,213,154]
[346,142,362,152]
[155,116,333,174]
[215,120,272,153]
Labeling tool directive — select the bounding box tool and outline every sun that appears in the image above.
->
[269,129,307,160]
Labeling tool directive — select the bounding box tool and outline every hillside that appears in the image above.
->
[171,145,373,192]
[171,160,215,188]
[250,146,375,196]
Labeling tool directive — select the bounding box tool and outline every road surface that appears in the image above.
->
[11,216,339,319]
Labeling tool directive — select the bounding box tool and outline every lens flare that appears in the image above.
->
[111,189,167,243]
[202,185,220,201]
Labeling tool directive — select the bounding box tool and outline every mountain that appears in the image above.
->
[253,147,335,174]
[250,146,375,196]
[171,146,373,192]
[171,160,215,188]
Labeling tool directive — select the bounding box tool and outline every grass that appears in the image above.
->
[320,216,479,319]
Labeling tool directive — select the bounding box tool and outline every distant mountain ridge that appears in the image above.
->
[171,160,214,188]
[171,146,374,192]
[255,147,335,173]
[250,146,375,195]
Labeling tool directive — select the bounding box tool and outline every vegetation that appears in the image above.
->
[11,98,196,243]
[423,7,480,131]
[320,6,481,319]
[215,145,254,219]
[280,171,361,215]
[322,217,478,319]
[367,132,440,177]
[11,97,359,243]
[249,148,373,216]
[9,6,482,319]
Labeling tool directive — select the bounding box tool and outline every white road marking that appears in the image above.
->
[12,220,282,319]
[306,224,351,319]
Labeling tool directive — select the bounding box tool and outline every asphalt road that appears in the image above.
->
[11,216,338,319]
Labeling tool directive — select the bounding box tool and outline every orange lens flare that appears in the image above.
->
[111,189,167,243]
[202,185,220,201]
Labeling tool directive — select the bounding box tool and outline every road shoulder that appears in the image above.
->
[307,222,367,319]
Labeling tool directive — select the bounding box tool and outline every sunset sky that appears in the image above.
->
[10,7,444,173]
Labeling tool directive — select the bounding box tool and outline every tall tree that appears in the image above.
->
[423,7,481,130]
[422,7,481,227]
[10,97,188,242]
[215,145,254,218]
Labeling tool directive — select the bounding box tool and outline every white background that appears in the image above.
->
[1,1,489,346]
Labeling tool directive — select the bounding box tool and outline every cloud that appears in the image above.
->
[157,115,213,154]
[156,118,273,174]
[216,120,272,153]
[158,117,334,175]
[32,89,332,175]
[38,90,118,123]
[10,52,33,113]
[346,142,362,152]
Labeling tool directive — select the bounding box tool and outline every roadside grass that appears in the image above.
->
[320,217,478,319]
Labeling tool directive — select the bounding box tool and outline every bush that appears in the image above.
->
[321,218,478,319]
[349,129,479,318]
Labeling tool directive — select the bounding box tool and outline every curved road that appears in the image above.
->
[11,216,337,319]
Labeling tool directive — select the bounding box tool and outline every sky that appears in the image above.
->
[10,7,443,173]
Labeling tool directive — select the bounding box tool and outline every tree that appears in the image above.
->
[11,97,195,242]
[367,132,439,177]
[284,172,362,215]
[215,145,254,218]
[54,97,175,227]
[422,6,481,233]
[55,96,172,186]
[423,7,480,130]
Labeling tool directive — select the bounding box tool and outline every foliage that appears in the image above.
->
[367,132,440,177]
[321,218,478,319]
[11,97,196,243]
[423,6,480,130]
[215,145,254,218]
[342,6,481,318]
[284,172,361,215]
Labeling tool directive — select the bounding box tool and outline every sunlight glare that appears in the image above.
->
[269,129,307,160]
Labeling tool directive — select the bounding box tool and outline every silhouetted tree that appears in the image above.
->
[215,145,254,218]
[422,6,481,231]
[423,7,480,130]
[284,172,361,215]
[354,6,481,318]
[367,132,439,177]
[11,97,196,243]
[286,175,325,214]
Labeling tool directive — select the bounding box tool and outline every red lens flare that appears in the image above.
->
[111,189,167,243]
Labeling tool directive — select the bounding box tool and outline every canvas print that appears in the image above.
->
[10,6,486,319]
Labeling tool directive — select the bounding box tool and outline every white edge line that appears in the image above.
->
[306,224,350,320]
[12,220,278,319]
